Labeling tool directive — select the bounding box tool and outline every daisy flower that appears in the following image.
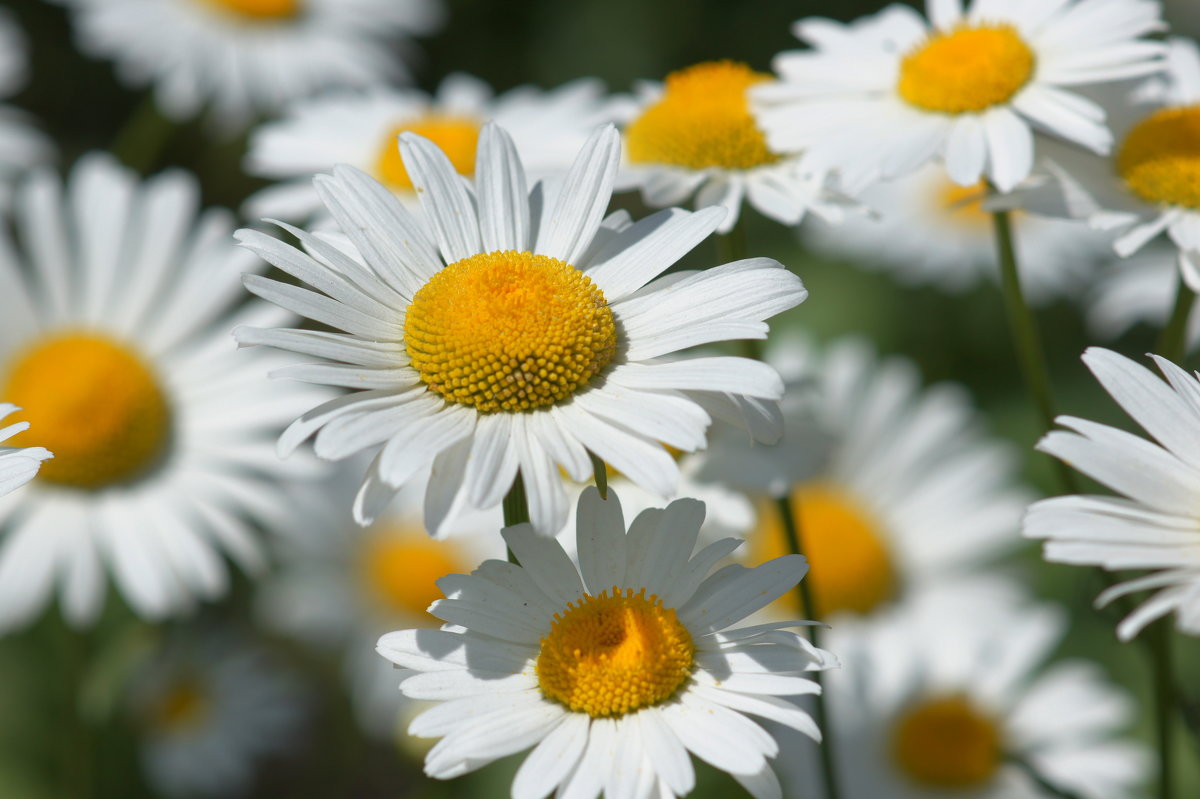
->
[753,0,1166,193]
[615,61,854,234]
[257,467,502,741]
[803,162,1111,303]
[779,579,1147,799]
[1015,38,1200,290]
[1025,347,1200,641]
[131,634,308,798]
[51,0,443,128]
[0,405,50,497]
[235,123,807,535]
[0,10,52,207]
[697,336,1030,619]
[0,154,326,632]
[245,74,620,222]
[376,486,836,798]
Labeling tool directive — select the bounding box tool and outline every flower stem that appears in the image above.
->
[1155,273,1195,365]
[989,208,1079,495]
[1148,618,1177,799]
[503,472,529,564]
[111,93,174,175]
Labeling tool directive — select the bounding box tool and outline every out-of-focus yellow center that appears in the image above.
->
[891,695,1002,789]
[404,251,617,413]
[201,0,300,21]
[937,179,994,228]
[362,527,466,621]
[752,483,896,616]
[375,116,482,192]
[537,587,694,717]
[2,333,170,489]
[626,61,780,171]
[1117,106,1200,209]
[898,25,1035,114]
[151,679,210,732]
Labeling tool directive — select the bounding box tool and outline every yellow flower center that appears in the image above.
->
[626,61,781,171]
[150,679,210,732]
[375,116,482,192]
[752,483,897,616]
[537,587,694,718]
[362,527,466,621]
[404,251,617,413]
[890,695,1002,789]
[1116,105,1200,209]
[201,0,300,21]
[2,333,170,489]
[898,25,1035,114]
[937,179,994,228]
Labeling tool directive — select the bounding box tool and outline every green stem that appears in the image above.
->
[110,93,174,175]
[990,208,1079,495]
[1155,273,1195,365]
[1148,619,1177,799]
[715,217,747,266]
[503,472,529,564]
[62,621,93,799]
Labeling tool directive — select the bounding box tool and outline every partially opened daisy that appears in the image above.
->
[0,154,326,631]
[615,61,854,233]
[52,0,443,128]
[0,405,50,497]
[753,0,1166,192]
[376,487,835,798]
[779,579,1147,799]
[1015,38,1200,289]
[1025,347,1200,641]
[246,75,620,222]
[803,162,1110,303]
[236,123,806,535]
[698,336,1030,619]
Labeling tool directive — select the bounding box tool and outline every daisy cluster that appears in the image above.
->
[1,1,1199,798]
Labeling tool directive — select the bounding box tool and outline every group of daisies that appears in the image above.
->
[1,0,1200,797]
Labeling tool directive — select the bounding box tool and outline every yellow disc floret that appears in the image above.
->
[201,0,300,21]
[537,587,695,717]
[938,179,994,228]
[752,483,897,616]
[626,61,780,170]
[375,116,482,191]
[890,695,1003,789]
[404,251,617,413]
[362,528,466,621]
[1117,106,1200,209]
[2,333,170,489]
[898,25,1035,114]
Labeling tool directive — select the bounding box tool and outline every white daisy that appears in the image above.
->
[615,61,855,234]
[803,162,1111,303]
[1014,38,1200,290]
[376,486,836,798]
[0,9,52,207]
[1025,347,1200,641]
[753,0,1166,193]
[0,405,50,497]
[256,466,503,741]
[245,74,620,222]
[1087,244,1200,350]
[131,634,308,798]
[51,0,444,128]
[779,579,1147,799]
[235,123,807,535]
[0,154,326,632]
[697,336,1031,619]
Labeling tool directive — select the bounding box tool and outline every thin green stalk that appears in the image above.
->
[1155,273,1195,365]
[990,208,1079,495]
[503,472,529,564]
[111,93,174,175]
[61,620,93,799]
[718,223,843,799]
[1148,619,1177,799]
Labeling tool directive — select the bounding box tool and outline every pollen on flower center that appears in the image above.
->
[201,0,300,21]
[375,115,482,191]
[362,528,465,621]
[536,587,695,717]
[754,483,896,616]
[890,695,1002,788]
[898,25,1035,114]
[2,333,170,489]
[404,250,617,413]
[1117,106,1200,209]
[626,61,781,171]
